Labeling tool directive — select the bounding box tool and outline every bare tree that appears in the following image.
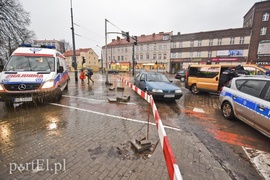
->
[0,0,35,59]
[60,39,72,52]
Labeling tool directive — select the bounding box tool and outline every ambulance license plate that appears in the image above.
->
[14,97,33,102]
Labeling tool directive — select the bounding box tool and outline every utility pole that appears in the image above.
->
[70,0,78,82]
[105,19,109,84]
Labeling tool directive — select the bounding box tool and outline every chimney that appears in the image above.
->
[177,32,181,35]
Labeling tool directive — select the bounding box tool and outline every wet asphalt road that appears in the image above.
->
[0,71,269,179]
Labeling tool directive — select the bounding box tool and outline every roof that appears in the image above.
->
[63,48,92,57]
[107,32,172,47]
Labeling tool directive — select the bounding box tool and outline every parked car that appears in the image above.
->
[107,69,119,74]
[219,75,270,138]
[134,71,183,100]
[175,69,186,82]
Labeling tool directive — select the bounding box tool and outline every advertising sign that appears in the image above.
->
[258,40,270,56]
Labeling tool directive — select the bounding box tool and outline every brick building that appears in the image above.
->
[171,0,270,72]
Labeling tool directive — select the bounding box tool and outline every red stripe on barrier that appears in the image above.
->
[118,77,182,180]
[163,136,177,180]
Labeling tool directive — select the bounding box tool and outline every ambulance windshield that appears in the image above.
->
[4,56,55,72]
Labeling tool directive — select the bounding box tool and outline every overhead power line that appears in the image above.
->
[74,22,104,39]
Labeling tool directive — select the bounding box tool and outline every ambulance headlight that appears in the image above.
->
[41,80,54,89]
[0,84,4,91]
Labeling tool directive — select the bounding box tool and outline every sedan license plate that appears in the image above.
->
[164,94,175,98]
[14,97,32,102]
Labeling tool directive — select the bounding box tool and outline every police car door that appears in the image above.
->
[234,79,266,125]
[254,83,270,136]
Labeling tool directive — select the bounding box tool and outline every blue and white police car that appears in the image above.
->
[219,75,270,138]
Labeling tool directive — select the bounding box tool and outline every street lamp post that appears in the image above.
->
[105,19,109,84]
[70,0,78,81]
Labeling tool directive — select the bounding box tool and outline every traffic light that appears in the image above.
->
[82,57,86,64]
[126,32,130,42]
[134,36,137,45]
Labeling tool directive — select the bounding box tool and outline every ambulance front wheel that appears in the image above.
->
[53,87,62,102]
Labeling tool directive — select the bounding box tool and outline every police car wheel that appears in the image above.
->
[191,84,200,95]
[221,101,234,120]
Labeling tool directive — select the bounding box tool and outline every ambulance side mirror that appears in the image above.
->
[0,65,4,72]
[58,66,64,73]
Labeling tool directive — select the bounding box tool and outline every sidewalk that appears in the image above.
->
[0,72,231,180]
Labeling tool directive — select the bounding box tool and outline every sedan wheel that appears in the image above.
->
[221,101,234,120]
[191,84,200,95]
[180,77,185,82]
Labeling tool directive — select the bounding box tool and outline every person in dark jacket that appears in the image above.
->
[235,64,249,76]
[219,68,237,91]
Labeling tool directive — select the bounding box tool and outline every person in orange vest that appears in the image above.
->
[79,69,86,82]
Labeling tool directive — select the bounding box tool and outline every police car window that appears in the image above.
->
[238,80,266,97]
[264,86,270,101]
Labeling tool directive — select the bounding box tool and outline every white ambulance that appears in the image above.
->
[0,44,69,104]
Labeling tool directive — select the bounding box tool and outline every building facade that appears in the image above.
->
[171,0,270,72]
[102,32,172,72]
[64,48,99,72]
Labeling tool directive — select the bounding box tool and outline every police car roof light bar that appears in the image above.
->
[20,44,56,49]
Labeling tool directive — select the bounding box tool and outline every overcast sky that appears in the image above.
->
[20,0,261,56]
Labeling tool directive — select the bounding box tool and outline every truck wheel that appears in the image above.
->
[191,84,200,95]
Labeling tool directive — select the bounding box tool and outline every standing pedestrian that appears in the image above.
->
[79,69,86,82]
[86,69,94,84]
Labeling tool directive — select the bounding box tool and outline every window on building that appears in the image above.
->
[163,53,167,59]
[154,45,157,50]
[140,54,143,60]
[121,56,124,61]
[218,38,222,45]
[163,35,170,40]
[147,45,150,51]
[153,54,156,59]
[262,12,269,21]
[118,48,120,53]
[140,45,143,51]
[158,54,162,59]
[136,55,139,60]
[230,37,235,45]
[172,53,176,58]
[159,45,162,50]
[260,27,267,35]
[198,40,202,47]
[118,56,120,61]
[164,45,167,50]
[146,53,150,59]
[125,48,128,53]
[197,52,201,57]
[179,42,183,48]
[172,42,176,48]
[239,37,245,44]
[209,39,213,46]
[190,52,193,58]
[108,56,111,61]
[178,52,182,58]
[208,51,212,57]
[190,40,194,47]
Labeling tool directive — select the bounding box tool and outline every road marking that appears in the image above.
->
[63,95,105,102]
[50,103,182,132]
[63,95,137,105]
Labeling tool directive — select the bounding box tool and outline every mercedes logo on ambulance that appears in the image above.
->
[18,84,26,90]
